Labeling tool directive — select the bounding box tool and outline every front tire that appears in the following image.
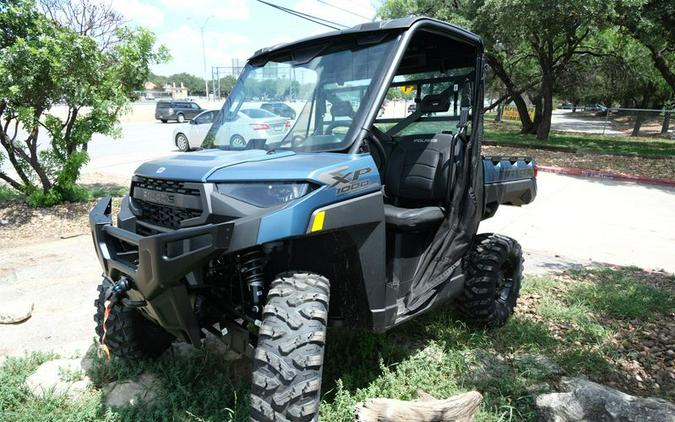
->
[458,233,523,327]
[250,272,330,422]
[176,133,190,151]
[94,278,174,359]
[176,113,185,123]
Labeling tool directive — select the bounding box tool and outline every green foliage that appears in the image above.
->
[0,0,167,206]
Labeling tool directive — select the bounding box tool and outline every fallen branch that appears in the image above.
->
[355,391,482,422]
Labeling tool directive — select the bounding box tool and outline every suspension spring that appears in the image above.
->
[239,249,265,314]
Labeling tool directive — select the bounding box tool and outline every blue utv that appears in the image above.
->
[90,16,537,421]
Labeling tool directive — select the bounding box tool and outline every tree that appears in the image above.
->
[616,0,675,93]
[38,0,124,51]
[0,0,168,205]
[378,0,540,133]
[219,75,238,97]
[167,73,206,96]
[481,0,613,140]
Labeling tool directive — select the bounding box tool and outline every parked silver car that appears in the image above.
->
[172,109,219,151]
[210,108,290,149]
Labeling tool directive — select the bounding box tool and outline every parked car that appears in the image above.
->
[155,100,204,123]
[584,104,607,112]
[559,103,573,109]
[260,102,296,119]
[172,109,219,151]
[210,108,290,148]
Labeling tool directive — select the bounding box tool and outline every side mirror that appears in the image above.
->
[190,119,197,125]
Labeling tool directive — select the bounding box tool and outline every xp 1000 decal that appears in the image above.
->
[318,165,374,195]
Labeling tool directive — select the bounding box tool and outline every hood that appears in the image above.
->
[134,149,296,181]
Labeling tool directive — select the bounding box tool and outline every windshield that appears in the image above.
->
[203,35,397,152]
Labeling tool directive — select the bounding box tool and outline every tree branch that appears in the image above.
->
[0,171,24,192]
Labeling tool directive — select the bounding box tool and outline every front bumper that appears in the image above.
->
[90,196,235,343]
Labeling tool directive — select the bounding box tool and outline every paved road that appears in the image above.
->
[550,109,624,135]
[84,121,179,177]
[481,172,675,273]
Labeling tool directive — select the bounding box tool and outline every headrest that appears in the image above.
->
[419,93,450,113]
[331,100,355,118]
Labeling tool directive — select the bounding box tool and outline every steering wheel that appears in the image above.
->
[364,132,387,174]
[325,120,352,135]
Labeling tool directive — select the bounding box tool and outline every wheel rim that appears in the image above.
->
[177,114,184,123]
[496,260,516,305]
[177,135,189,150]
[231,135,245,147]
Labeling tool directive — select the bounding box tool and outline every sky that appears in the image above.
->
[111,0,378,78]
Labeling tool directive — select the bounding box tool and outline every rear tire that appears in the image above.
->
[458,233,523,327]
[161,119,168,123]
[230,134,246,148]
[94,278,173,359]
[250,272,330,422]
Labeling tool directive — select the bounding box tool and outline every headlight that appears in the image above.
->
[216,182,316,208]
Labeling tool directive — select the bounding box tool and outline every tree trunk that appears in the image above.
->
[528,94,542,135]
[485,53,534,132]
[632,111,644,137]
[355,391,483,422]
[495,102,503,122]
[514,94,534,133]
[661,112,671,135]
[536,73,554,140]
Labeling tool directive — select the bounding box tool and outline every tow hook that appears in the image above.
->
[100,277,140,359]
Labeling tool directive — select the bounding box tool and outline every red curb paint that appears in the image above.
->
[537,165,675,187]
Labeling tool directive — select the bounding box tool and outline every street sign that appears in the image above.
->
[400,85,414,95]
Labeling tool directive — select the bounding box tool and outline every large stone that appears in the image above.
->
[0,300,33,324]
[103,373,158,407]
[536,377,675,421]
[466,350,511,386]
[512,353,562,378]
[24,358,92,400]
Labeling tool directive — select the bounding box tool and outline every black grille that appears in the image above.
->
[133,176,201,196]
[132,177,202,229]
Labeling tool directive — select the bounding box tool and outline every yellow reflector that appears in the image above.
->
[311,211,325,232]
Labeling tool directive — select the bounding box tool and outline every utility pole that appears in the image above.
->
[200,16,214,100]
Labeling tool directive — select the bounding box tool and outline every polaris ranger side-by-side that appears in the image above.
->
[90,17,537,421]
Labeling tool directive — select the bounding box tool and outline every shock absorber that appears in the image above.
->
[239,249,265,315]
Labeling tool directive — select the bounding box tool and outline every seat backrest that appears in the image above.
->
[385,133,454,207]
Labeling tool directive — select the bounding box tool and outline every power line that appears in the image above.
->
[316,0,372,21]
[255,0,349,30]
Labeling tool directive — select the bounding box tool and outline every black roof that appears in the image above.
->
[250,16,482,61]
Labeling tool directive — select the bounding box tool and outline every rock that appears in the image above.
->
[24,358,92,400]
[103,373,158,407]
[166,332,241,361]
[536,377,675,421]
[466,350,510,386]
[512,353,562,378]
[0,300,33,324]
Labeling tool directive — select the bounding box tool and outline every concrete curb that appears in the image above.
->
[538,165,675,187]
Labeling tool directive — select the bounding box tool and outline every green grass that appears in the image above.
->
[484,126,675,157]
[1,266,673,421]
